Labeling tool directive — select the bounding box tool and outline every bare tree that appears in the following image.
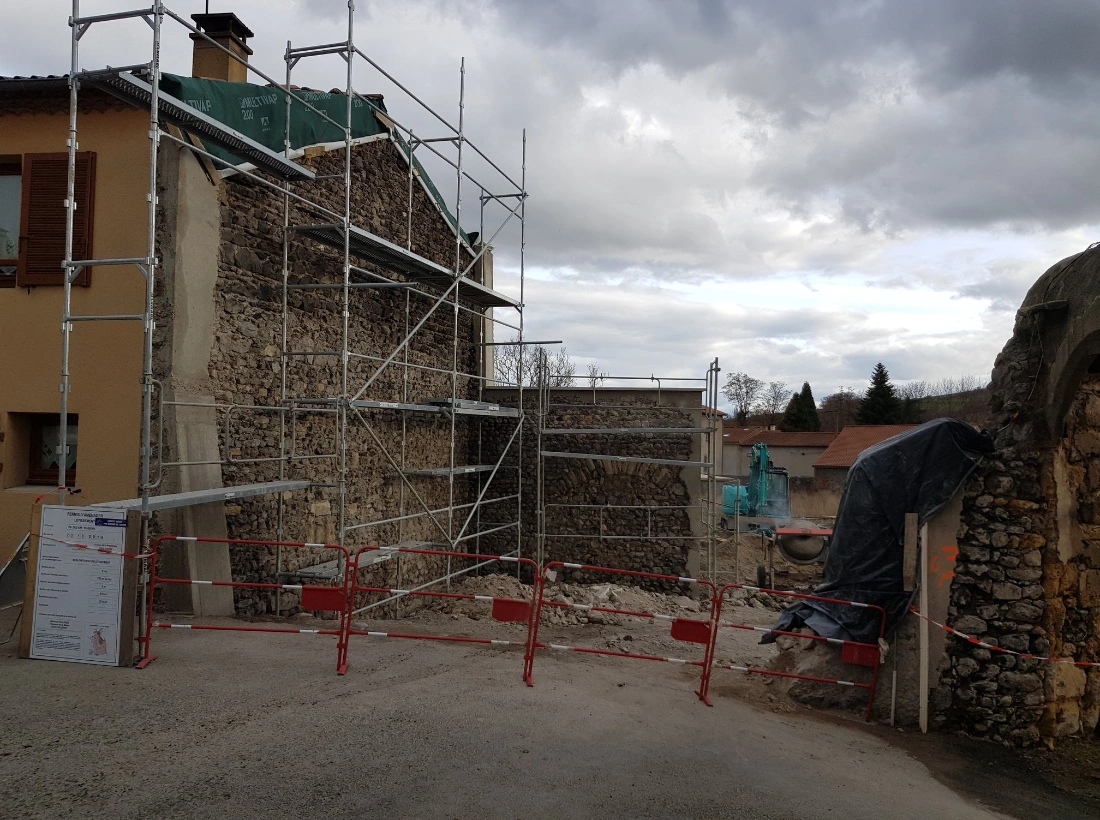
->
[928,375,984,396]
[761,380,789,424]
[722,372,764,424]
[897,380,930,401]
[585,362,607,388]
[494,337,576,386]
[545,347,576,387]
[819,388,861,431]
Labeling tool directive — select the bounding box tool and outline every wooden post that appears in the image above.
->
[903,512,918,591]
[918,521,930,734]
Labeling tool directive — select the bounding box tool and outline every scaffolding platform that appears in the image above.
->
[426,398,520,417]
[280,559,341,581]
[280,539,438,581]
[351,399,519,418]
[85,70,314,181]
[405,465,502,477]
[540,452,709,468]
[91,480,312,511]
[540,427,712,435]
[291,223,519,308]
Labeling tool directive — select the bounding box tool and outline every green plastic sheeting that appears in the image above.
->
[160,73,468,243]
[161,73,387,160]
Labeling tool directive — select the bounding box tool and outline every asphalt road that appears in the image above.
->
[0,611,1093,819]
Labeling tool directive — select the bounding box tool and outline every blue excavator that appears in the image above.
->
[720,442,831,583]
[720,442,791,523]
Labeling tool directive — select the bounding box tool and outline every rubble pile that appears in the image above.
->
[424,573,707,625]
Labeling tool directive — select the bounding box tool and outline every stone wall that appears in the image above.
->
[155,135,489,614]
[932,246,1100,745]
[481,387,704,589]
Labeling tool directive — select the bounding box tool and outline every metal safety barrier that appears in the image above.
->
[342,545,541,683]
[700,583,887,720]
[529,561,719,705]
[137,536,352,675]
[128,536,890,721]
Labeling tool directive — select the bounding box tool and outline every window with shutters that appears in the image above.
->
[0,158,18,288]
[16,152,96,288]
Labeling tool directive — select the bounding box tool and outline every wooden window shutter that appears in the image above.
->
[17,151,96,287]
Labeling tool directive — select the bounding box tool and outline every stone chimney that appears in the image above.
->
[190,12,254,83]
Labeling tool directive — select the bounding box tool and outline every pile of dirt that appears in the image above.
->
[540,580,705,626]
[422,572,533,619]
[420,573,709,626]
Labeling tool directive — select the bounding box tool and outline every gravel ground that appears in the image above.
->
[3,602,1096,820]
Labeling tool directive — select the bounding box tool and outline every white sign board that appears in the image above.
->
[29,505,128,666]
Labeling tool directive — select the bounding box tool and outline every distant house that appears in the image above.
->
[722,427,838,478]
[813,425,919,489]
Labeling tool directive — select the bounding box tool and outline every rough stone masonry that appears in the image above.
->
[154,134,488,614]
[933,246,1100,745]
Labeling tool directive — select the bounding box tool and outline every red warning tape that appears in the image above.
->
[29,532,150,560]
[909,606,1100,669]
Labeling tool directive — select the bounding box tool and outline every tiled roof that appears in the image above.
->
[722,425,765,443]
[813,425,919,468]
[738,430,838,448]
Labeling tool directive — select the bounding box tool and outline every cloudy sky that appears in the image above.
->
[6,1,1100,406]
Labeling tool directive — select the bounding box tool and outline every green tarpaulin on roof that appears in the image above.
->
[161,73,388,160]
[160,73,468,243]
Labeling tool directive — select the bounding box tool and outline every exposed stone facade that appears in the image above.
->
[482,387,705,589]
[154,135,491,614]
[932,247,1100,745]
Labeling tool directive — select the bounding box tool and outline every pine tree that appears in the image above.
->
[855,363,902,424]
[779,382,821,431]
[779,392,801,432]
[798,382,821,431]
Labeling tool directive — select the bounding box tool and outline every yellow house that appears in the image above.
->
[0,81,148,557]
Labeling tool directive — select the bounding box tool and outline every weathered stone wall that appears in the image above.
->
[932,246,1100,745]
[481,387,704,589]
[156,135,488,613]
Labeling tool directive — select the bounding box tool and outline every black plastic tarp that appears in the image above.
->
[763,418,994,644]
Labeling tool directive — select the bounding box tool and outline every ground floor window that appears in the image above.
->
[26,414,78,486]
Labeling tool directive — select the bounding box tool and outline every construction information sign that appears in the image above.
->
[29,505,127,666]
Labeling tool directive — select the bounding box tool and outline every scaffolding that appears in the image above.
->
[57,2,529,617]
[532,359,721,580]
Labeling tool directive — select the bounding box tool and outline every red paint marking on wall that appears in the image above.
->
[930,544,959,588]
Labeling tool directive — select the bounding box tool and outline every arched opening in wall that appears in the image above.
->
[1051,372,1100,739]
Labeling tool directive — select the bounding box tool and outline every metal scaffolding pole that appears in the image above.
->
[56,0,528,623]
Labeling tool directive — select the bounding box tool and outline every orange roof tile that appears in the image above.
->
[813,425,919,468]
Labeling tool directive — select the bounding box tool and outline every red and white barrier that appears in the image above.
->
[341,545,541,684]
[699,583,886,720]
[137,536,352,675]
[529,561,719,704]
[129,535,898,722]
